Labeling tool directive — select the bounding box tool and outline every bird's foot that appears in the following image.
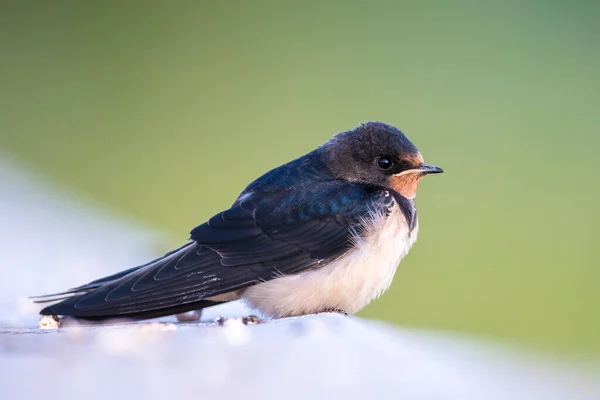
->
[320,308,348,316]
[241,315,262,325]
[215,315,262,326]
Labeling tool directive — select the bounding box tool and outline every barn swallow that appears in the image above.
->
[33,121,443,321]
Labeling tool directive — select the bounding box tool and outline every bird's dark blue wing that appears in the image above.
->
[40,182,398,318]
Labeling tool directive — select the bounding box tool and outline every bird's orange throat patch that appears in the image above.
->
[389,173,423,200]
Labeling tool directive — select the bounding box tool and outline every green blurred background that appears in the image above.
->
[1,1,599,354]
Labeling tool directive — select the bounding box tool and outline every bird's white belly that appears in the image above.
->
[243,205,418,317]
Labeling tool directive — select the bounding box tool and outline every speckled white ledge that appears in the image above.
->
[1,313,599,400]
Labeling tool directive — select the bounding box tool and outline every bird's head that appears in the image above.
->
[323,121,443,199]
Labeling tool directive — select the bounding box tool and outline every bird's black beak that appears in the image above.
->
[417,163,444,175]
[393,163,444,177]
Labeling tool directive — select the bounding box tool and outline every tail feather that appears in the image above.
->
[39,299,223,321]
[31,295,82,304]
[28,268,143,304]
[31,241,196,303]
[32,241,228,321]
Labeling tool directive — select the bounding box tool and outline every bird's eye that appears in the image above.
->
[376,156,394,170]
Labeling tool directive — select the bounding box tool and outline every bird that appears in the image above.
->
[32,121,443,321]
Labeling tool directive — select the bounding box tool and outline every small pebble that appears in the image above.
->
[38,315,60,330]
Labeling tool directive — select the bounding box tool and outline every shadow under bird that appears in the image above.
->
[33,121,443,321]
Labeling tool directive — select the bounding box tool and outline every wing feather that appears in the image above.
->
[40,182,396,318]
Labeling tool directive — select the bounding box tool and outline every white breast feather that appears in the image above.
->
[242,203,418,317]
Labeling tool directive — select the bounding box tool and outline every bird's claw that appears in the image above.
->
[242,315,261,325]
[215,315,262,326]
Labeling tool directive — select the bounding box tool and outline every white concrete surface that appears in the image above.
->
[1,316,599,400]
